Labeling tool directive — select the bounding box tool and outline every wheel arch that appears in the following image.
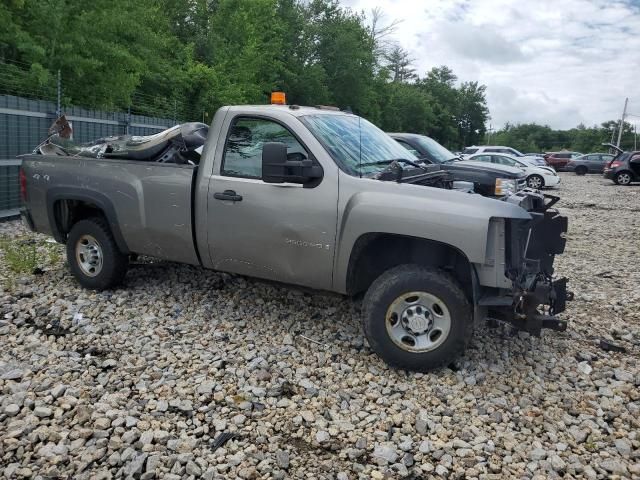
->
[46,187,130,253]
[344,233,475,303]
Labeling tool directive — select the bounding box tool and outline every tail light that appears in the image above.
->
[610,161,622,168]
[19,167,27,202]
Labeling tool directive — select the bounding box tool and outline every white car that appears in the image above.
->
[466,153,560,189]
[462,145,548,167]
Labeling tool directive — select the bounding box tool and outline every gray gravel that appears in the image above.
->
[1,173,639,479]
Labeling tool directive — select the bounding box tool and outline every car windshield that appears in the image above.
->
[300,114,418,176]
[414,136,458,163]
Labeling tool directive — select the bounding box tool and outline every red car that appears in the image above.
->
[544,151,583,171]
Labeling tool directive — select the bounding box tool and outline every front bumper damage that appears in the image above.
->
[486,190,572,335]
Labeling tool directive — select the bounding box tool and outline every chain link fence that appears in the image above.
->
[0,59,203,218]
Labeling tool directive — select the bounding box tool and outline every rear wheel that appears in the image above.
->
[527,174,545,189]
[66,217,128,290]
[363,265,472,372]
[575,166,587,176]
[614,171,632,185]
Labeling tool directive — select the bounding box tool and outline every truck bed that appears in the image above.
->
[22,155,200,266]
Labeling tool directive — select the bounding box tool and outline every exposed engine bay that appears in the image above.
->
[494,190,571,335]
[374,161,476,192]
[34,116,208,165]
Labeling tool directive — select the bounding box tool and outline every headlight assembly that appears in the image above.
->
[495,178,518,196]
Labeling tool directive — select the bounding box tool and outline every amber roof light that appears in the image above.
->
[271,91,286,105]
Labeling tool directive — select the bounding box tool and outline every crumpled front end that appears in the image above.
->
[483,190,571,335]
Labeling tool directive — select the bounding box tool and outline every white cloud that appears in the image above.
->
[343,0,640,129]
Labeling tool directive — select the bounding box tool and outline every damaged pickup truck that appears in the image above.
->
[19,101,570,371]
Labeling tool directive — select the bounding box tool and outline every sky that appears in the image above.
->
[342,0,640,130]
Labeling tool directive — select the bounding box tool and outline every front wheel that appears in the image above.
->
[527,174,545,189]
[575,166,587,176]
[614,171,632,185]
[66,217,128,290]
[362,265,472,372]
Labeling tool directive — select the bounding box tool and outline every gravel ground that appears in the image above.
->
[1,173,639,479]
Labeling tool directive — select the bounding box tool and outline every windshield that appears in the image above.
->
[300,114,418,176]
[414,136,458,163]
[505,148,523,157]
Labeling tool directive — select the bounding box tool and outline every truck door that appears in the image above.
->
[206,115,338,290]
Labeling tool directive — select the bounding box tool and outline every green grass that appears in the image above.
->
[0,237,40,274]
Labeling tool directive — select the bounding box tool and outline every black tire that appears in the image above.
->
[527,174,545,189]
[614,171,632,186]
[363,264,472,372]
[575,166,587,176]
[66,217,128,290]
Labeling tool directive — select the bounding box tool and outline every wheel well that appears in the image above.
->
[52,199,106,241]
[346,233,473,301]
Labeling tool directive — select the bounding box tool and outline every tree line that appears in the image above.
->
[1,0,633,152]
[1,0,489,148]
[489,121,637,154]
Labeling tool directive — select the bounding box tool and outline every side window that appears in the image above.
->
[485,148,500,153]
[493,155,515,166]
[222,117,308,178]
[472,155,491,163]
[395,139,420,157]
[601,155,613,162]
[586,155,598,161]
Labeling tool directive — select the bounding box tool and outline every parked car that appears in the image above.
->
[602,145,640,185]
[544,151,583,171]
[390,133,527,197]
[467,153,560,189]
[565,153,615,175]
[20,102,569,372]
[461,145,548,166]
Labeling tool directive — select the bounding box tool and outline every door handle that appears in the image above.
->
[214,190,243,202]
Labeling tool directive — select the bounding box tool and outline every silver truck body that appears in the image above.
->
[21,104,569,343]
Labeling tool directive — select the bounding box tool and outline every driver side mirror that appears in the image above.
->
[262,142,323,185]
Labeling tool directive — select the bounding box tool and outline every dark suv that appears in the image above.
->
[603,146,640,185]
[544,151,583,171]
